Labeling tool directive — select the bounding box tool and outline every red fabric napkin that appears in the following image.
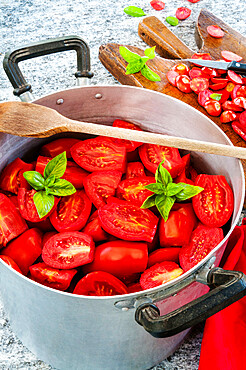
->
[199,218,246,370]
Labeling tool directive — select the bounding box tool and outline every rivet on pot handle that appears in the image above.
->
[3,35,94,101]
[135,267,246,338]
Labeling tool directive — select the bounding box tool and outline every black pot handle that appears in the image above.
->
[3,35,94,97]
[135,267,246,338]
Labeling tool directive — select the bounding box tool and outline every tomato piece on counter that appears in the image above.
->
[192,174,234,228]
[179,224,224,271]
[232,121,246,141]
[233,97,246,109]
[49,190,91,232]
[204,99,222,116]
[1,228,43,275]
[220,110,237,123]
[175,7,191,20]
[189,67,209,80]
[159,203,197,247]
[222,100,244,112]
[140,261,183,290]
[98,200,159,243]
[235,85,246,98]
[147,248,181,268]
[111,119,143,152]
[207,25,224,38]
[73,271,128,296]
[227,70,243,85]
[190,77,209,93]
[0,255,22,274]
[198,89,213,107]
[191,53,211,60]
[171,63,190,75]
[126,162,145,179]
[166,70,179,86]
[176,75,192,93]
[29,262,77,291]
[150,0,165,11]
[116,176,155,207]
[139,143,184,178]
[82,210,108,242]
[83,240,148,278]
[18,188,59,222]
[42,232,95,269]
[221,50,243,62]
[70,137,126,172]
[84,170,122,209]
[41,138,80,158]
[0,158,33,194]
[0,193,28,247]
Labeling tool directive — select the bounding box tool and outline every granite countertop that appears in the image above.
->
[0,0,245,369]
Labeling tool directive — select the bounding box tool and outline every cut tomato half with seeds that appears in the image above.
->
[190,77,209,93]
[41,138,80,158]
[116,176,155,207]
[171,63,190,75]
[207,25,224,38]
[126,162,145,179]
[204,99,222,116]
[0,158,33,194]
[176,75,192,93]
[222,100,243,112]
[175,7,191,20]
[140,261,183,290]
[227,70,243,85]
[166,70,179,86]
[220,110,237,123]
[198,89,213,107]
[191,53,212,61]
[221,50,243,62]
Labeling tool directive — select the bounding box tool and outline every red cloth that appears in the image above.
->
[199,219,246,370]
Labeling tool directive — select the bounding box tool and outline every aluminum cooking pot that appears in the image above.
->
[0,36,246,370]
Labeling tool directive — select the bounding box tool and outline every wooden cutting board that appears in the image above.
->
[98,10,246,189]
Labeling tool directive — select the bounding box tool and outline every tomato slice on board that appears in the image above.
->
[198,89,213,107]
[171,63,190,76]
[126,162,145,179]
[0,158,33,194]
[176,75,192,93]
[239,111,246,127]
[233,97,246,109]
[70,137,127,172]
[1,228,43,275]
[0,255,22,274]
[82,210,108,242]
[42,231,95,269]
[73,271,128,296]
[227,70,243,85]
[98,200,159,243]
[29,262,77,291]
[84,170,122,209]
[192,174,234,228]
[0,193,28,247]
[166,70,179,86]
[83,240,148,278]
[150,0,165,11]
[191,53,211,60]
[49,190,92,232]
[204,99,222,116]
[220,110,237,123]
[221,50,243,62]
[189,67,209,80]
[179,224,224,271]
[232,121,246,141]
[140,261,183,290]
[41,138,80,158]
[116,176,155,207]
[147,248,181,268]
[139,144,184,178]
[175,7,191,20]
[207,25,224,38]
[18,188,59,222]
[222,100,244,112]
[190,77,209,93]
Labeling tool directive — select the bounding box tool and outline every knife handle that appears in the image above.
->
[228,61,246,74]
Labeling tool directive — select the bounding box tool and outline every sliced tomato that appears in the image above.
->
[41,138,80,158]
[179,224,224,271]
[191,53,212,60]
[190,77,209,93]
[29,262,77,291]
[1,228,42,275]
[166,70,179,86]
[207,25,224,38]
[71,137,126,172]
[42,231,95,269]
[140,261,183,290]
[126,162,145,179]
[198,89,213,107]
[0,255,22,274]
[159,203,197,247]
[98,200,159,243]
[227,70,243,85]
[176,75,192,93]
[139,143,184,178]
[83,240,148,278]
[204,99,222,116]
[49,190,91,232]
[189,67,209,80]
[0,158,33,194]
[233,97,246,109]
[220,110,237,123]
[232,121,246,141]
[82,210,108,242]
[192,174,234,227]
[147,248,181,268]
[73,271,128,296]
[222,100,244,112]
[239,111,246,127]
[111,119,143,152]
[175,7,191,20]
[221,50,243,62]
[116,176,155,207]
[150,0,165,11]
[18,188,59,222]
[84,170,122,209]
[171,63,190,76]
[0,193,28,247]
[234,85,246,98]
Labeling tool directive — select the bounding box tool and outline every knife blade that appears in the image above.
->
[184,59,246,74]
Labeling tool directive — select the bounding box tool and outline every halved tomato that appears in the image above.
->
[147,248,181,268]
[0,255,22,274]
[98,199,158,243]
[140,261,183,290]
[116,176,155,207]
[0,158,33,194]
[84,170,122,209]
[192,174,234,227]
[42,231,95,269]
[49,190,91,232]
[71,137,126,172]
[139,144,184,178]
[41,138,80,158]
[126,162,145,179]
[73,271,128,296]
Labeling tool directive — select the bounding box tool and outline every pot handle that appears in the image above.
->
[135,267,246,338]
[3,35,94,98]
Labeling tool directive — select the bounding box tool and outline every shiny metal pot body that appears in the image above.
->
[0,85,244,370]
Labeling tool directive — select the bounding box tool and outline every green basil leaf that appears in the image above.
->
[144,46,156,59]
[141,194,156,209]
[166,182,186,197]
[145,183,164,194]
[23,171,45,191]
[119,46,141,63]
[43,151,67,180]
[45,174,56,188]
[124,6,146,17]
[175,183,204,201]
[155,194,175,221]
[166,16,179,26]
[210,93,222,101]
[141,65,161,82]
[126,59,146,75]
[47,179,76,196]
[155,162,172,186]
[33,191,54,219]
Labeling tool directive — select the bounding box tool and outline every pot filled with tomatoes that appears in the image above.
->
[0,37,245,370]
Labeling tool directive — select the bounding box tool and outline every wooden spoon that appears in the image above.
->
[0,101,246,159]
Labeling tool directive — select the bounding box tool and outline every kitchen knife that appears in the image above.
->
[184,59,246,74]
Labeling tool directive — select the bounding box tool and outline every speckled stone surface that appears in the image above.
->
[0,0,245,369]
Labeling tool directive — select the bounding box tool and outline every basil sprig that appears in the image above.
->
[119,46,161,82]
[23,151,76,219]
[141,161,204,221]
